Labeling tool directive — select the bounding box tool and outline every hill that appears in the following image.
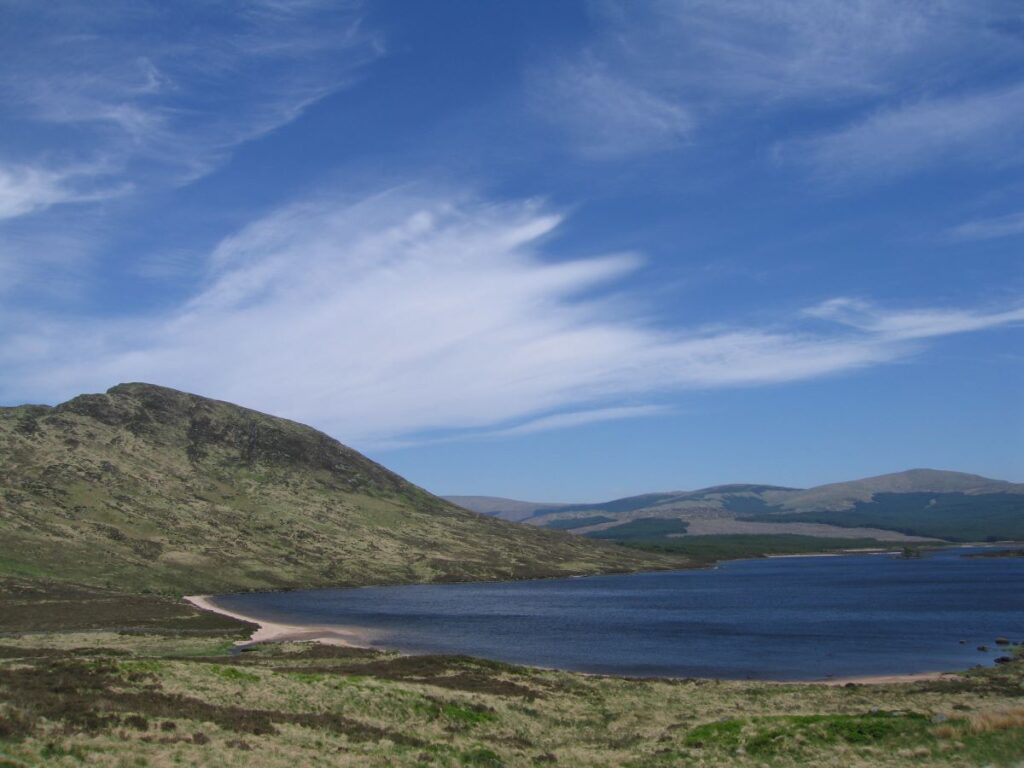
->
[462,470,1024,547]
[769,469,1022,513]
[0,383,679,594]
[443,496,569,522]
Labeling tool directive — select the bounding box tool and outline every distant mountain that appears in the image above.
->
[459,469,1024,544]
[480,485,801,522]
[768,469,1021,510]
[444,496,570,522]
[0,384,679,593]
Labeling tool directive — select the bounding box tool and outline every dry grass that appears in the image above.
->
[1,631,1022,767]
[969,707,1024,734]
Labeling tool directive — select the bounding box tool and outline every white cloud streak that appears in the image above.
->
[808,298,1024,340]
[1,189,1020,446]
[951,210,1024,241]
[789,83,1024,182]
[608,0,960,102]
[0,164,129,221]
[534,0,1021,167]
[0,0,382,218]
[492,405,671,437]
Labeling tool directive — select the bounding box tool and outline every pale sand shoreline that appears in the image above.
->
[184,594,961,686]
[799,671,963,686]
[184,594,372,648]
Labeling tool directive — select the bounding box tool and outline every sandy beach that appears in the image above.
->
[804,671,964,686]
[184,594,372,648]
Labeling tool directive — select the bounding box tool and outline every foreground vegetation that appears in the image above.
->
[1,580,1022,767]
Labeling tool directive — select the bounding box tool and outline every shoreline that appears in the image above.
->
[762,548,893,559]
[183,594,969,687]
[799,671,964,686]
[184,594,373,648]
[184,544,1018,685]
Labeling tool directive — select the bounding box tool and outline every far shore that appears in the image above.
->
[762,548,893,559]
[184,594,373,648]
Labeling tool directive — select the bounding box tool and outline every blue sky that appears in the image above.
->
[1,0,1022,500]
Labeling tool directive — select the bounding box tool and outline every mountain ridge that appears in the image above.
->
[448,469,1024,543]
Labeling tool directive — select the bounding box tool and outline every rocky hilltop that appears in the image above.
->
[0,383,677,593]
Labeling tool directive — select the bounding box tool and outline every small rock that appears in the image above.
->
[931,714,948,724]
[994,656,1013,665]
[995,637,1010,646]
[977,645,989,652]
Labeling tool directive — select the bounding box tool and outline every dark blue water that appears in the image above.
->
[214,547,1024,680]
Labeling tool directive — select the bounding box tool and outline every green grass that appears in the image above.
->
[211,665,261,683]
[440,702,498,725]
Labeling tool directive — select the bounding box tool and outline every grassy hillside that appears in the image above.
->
[744,494,1024,542]
[0,384,680,594]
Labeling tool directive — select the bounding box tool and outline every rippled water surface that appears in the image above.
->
[214,547,1024,680]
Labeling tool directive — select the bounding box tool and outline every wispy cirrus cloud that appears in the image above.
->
[530,57,693,158]
[786,83,1024,183]
[950,209,1024,241]
[533,0,1021,170]
[0,163,129,221]
[599,0,961,102]
[2,187,1021,447]
[492,405,671,438]
[807,298,1024,341]
[0,0,383,218]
